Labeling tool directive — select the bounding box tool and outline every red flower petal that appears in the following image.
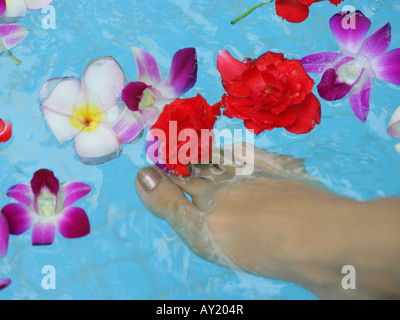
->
[217,50,248,82]
[284,93,321,134]
[275,0,310,23]
[0,119,12,143]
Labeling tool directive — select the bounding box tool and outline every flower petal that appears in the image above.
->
[40,77,81,112]
[284,93,321,134]
[371,48,400,86]
[0,0,6,17]
[41,107,81,146]
[275,0,310,23]
[317,68,353,101]
[40,77,82,145]
[6,183,33,207]
[57,207,90,239]
[217,49,248,82]
[395,143,400,155]
[359,23,391,61]
[1,203,35,235]
[112,107,147,144]
[0,279,11,290]
[121,81,150,111]
[160,48,197,98]
[132,47,162,86]
[0,213,9,257]
[329,10,371,54]
[61,182,91,208]
[32,221,56,245]
[0,119,12,143]
[388,106,400,139]
[23,0,54,10]
[348,77,372,122]
[31,169,59,196]
[301,52,343,74]
[0,0,26,23]
[82,57,125,108]
[73,124,122,165]
[0,24,29,51]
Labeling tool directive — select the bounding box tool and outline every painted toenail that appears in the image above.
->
[137,167,163,192]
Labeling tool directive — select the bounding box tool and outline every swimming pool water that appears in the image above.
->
[1,0,399,300]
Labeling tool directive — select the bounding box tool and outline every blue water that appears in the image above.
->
[0,0,399,300]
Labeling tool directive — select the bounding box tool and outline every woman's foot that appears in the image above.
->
[135,144,400,300]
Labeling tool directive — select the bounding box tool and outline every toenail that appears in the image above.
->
[137,167,163,192]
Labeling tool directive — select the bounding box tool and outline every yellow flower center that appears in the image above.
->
[37,191,57,217]
[265,87,274,94]
[139,89,156,110]
[70,104,104,132]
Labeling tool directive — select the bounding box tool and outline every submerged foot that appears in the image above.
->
[135,145,331,281]
[135,144,400,299]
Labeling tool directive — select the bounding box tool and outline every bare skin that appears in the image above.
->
[135,145,400,300]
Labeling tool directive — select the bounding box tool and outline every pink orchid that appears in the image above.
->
[121,47,197,128]
[0,118,12,143]
[388,106,400,154]
[0,23,29,55]
[301,11,400,122]
[1,169,91,245]
[0,0,54,23]
[0,213,11,290]
[40,57,144,165]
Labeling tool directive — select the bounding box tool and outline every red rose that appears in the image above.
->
[276,0,344,23]
[216,49,321,135]
[150,95,220,176]
[0,118,12,143]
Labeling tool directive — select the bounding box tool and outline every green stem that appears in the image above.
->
[7,51,21,65]
[231,0,274,25]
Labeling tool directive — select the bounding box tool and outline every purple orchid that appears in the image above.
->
[301,10,400,122]
[0,213,11,291]
[1,169,91,246]
[121,47,197,128]
[0,0,54,23]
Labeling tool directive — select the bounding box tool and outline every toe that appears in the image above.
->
[135,166,202,227]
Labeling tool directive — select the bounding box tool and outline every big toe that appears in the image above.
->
[135,166,201,227]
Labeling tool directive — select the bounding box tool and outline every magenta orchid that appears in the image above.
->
[40,57,145,165]
[301,11,400,122]
[1,169,91,245]
[0,212,11,290]
[121,47,197,128]
[0,0,54,23]
[388,106,400,154]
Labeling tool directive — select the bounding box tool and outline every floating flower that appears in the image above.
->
[216,50,321,135]
[40,57,143,165]
[231,0,344,25]
[0,24,29,64]
[0,212,11,290]
[0,0,54,23]
[388,106,400,154]
[1,169,91,245]
[121,47,197,128]
[301,11,400,122]
[0,118,12,143]
[147,95,220,176]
